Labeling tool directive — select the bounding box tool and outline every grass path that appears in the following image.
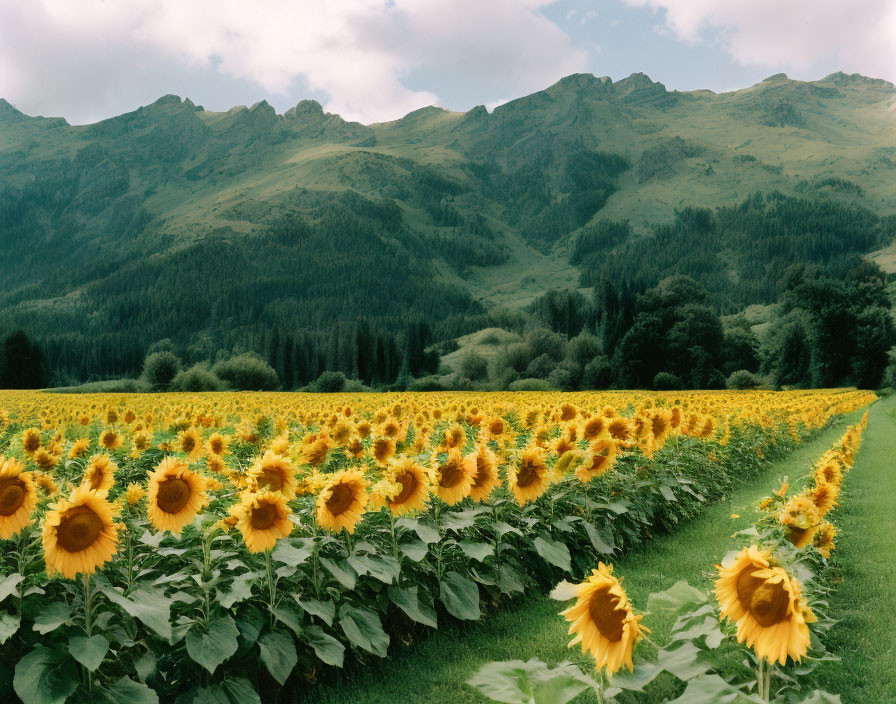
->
[297,409,870,704]
[817,394,896,703]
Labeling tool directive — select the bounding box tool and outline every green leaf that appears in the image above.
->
[497,564,525,595]
[273,604,303,636]
[347,554,400,584]
[271,539,313,566]
[797,691,842,704]
[320,558,357,590]
[98,585,173,641]
[303,625,345,668]
[459,541,495,562]
[0,612,21,644]
[68,635,108,672]
[647,581,709,617]
[659,484,678,502]
[396,518,440,544]
[534,536,572,573]
[185,615,240,675]
[388,585,437,628]
[295,597,335,627]
[467,658,594,704]
[339,606,389,657]
[235,606,265,648]
[440,571,480,621]
[134,651,156,682]
[13,647,79,704]
[33,602,72,634]
[657,642,712,681]
[220,679,262,704]
[218,572,256,610]
[667,673,759,703]
[99,677,159,704]
[441,508,483,532]
[258,631,297,686]
[0,574,23,604]
[400,540,429,562]
[583,523,615,554]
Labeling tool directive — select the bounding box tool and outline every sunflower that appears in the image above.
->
[385,458,429,515]
[575,440,617,483]
[815,458,843,487]
[248,451,298,499]
[582,416,609,442]
[372,437,397,465]
[508,446,550,506]
[146,457,208,534]
[0,457,38,539]
[99,429,123,451]
[207,432,230,457]
[779,494,821,548]
[42,485,120,578]
[177,427,204,463]
[126,483,145,505]
[81,454,117,495]
[715,545,816,665]
[230,490,293,552]
[22,427,42,455]
[561,563,647,675]
[466,444,500,502]
[607,418,633,444]
[68,438,91,459]
[301,435,335,466]
[813,522,837,558]
[316,469,369,534]
[432,449,474,505]
[809,481,839,516]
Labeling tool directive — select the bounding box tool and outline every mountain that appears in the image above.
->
[1,72,895,383]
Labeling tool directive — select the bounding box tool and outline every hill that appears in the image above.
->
[1,71,895,384]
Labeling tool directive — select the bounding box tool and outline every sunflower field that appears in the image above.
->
[0,389,875,704]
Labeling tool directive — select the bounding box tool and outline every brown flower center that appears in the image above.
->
[736,569,791,627]
[156,478,191,514]
[24,435,40,453]
[257,468,284,492]
[181,436,196,453]
[515,462,539,489]
[0,478,26,516]
[250,501,278,530]
[439,460,463,488]
[326,483,355,517]
[588,586,625,642]
[472,456,493,488]
[392,472,418,505]
[57,506,103,552]
[210,439,223,454]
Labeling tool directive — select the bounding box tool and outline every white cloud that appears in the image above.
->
[0,0,587,124]
[624,0,896,82]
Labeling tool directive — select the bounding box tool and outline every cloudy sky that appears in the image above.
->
[1,0,894,125]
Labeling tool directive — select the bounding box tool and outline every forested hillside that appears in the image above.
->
[1,70,895,387]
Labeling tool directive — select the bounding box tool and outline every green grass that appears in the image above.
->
[293,410,868,704]
[816,394,896,703]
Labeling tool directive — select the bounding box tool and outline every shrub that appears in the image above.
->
[408,376,448,392]
[459,351,489,381]
[310,370,346,393]
[508,378,552,391]
[142,351,182,391]
[212,353,279,391]
[525,353,556,380]
[727,369,763,390]
[653,372,684,390]
[171,364,223,392]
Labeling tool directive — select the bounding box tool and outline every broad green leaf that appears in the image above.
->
[185,615,239,675]
[99,677,159,704]
[258,631,297,686]
[440,571,480,621]
[13,647,79,704]
[295,597,336,627]
[271,539,313,566]
[0,612,21,644]
[347,554,400,584]
[657,642,712,681]
[273,604,303,635]
[396,518,440,544]
[797,691,842,704]
[647,581,709,617]
[339,606,389,657]
[68,635,108,672]
[134,651,156,682]
[460,541,495,562]
[235,606,265,648]
[441,508,483,531]
[218,572,255,610]
[0,574,23,604]
[99,585,173,641]
[659,484,677,502]
[497,564,525,595]
[400,540,429,562]
[302,625,345,668]
[33,602,71,634]
[609,661,664,691]
[388,585,437,628]
[221,678,262,704]
[667,673,760,703]
[583,523,615,554]
[467,658,594,704]
[533,536,571,573]
[320,558,357,590]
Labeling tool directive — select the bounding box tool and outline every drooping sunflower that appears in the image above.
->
[432,449,474,505]
[99,429,124,451]
[575,439,617,483]
[230,489,293,553]
[508,446,551,506]
[809,480,839,516]
[814,457,843,487]
[443,423,468,450]
[372,437,397,466]
[316,468,369,534]
[22,427,42,455]
[561,563,647,675]
[247,451,298,499]
[813,522,837,559]
[385,458,429,515]
[607,417,633,444]
[68,438,91,459]
[177,427,204,463]
[779,494,821,548]
[466,444,500,502]
[81,454,117,495]
[715,545,816,665]
[0,457,38,539]
[146,457,208,535]
[582,415,609,442]
[42,485,120,578]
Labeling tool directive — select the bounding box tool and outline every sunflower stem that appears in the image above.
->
[265,548,276,622]
[83,573,95,691]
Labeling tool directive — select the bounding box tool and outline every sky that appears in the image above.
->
[1,0,894,125]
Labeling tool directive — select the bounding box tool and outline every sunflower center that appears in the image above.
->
[156,478,191,514]
[326,483,355,516]
[736,569,790,627]
[588,586,626,642]
[0,478,26,516]
[515,462,539,488]
[88,468,107,491]
[393,473,418,504]
[257,468,283,492]
[250,502,278,530]
[211,440,223,454]
[472,457,492,488]
[182,436,195,452]
[439,460,463,488]
[57,506,103,552]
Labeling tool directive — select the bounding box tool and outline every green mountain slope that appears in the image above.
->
[1,71,895,381]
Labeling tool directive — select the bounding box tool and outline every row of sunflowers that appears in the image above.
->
[470,408,870,703]
[0,389,875,703]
